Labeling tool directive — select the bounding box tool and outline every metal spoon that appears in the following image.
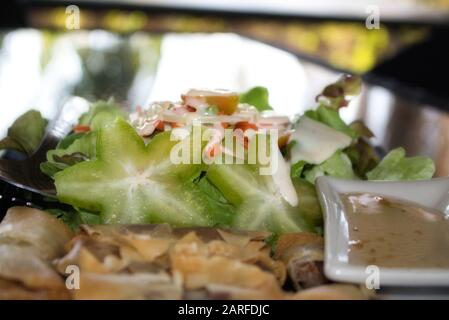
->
[0,97,89,197]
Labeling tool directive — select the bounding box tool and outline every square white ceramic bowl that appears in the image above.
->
[315,176,449,287]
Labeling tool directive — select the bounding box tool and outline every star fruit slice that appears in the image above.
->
[55,118,225,226]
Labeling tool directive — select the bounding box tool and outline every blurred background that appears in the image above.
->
[0,0,448,175]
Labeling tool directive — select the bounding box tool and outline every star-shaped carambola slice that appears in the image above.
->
[206,163,312,235]
[54,118,221,226]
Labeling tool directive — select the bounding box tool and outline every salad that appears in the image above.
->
[0,75,436,237]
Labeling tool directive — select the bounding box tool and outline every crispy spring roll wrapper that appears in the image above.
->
[0,207,73,260]
[82,224,285,282]
[0,278,69,300]
[288,284,368,300]
[74,272,182,300]
[275,233,327,290]
[170,232,284,299]
[184,284,284,300]
[56,224,285,299]
[0,244,65,290]
[0,207,73,299]
[55,235,129,275]
[80,224,270,244]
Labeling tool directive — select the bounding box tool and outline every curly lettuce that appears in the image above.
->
[366,147,435,181]
[40,100,123,178]
[0,110,48,156]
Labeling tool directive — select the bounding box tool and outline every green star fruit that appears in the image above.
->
[54,118,231,226]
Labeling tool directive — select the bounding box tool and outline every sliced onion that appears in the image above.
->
[259,115,290,125]
[161,110,189,124]
[197,115,248,124]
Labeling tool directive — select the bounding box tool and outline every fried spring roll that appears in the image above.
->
[275,233,327,290]
[0,207,72,299]
[288,284,368,300]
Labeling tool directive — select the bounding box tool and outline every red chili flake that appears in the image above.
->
[73,125,91,133]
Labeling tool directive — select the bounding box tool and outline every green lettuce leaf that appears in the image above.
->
[303,151,357,184]
[239,86,272,111]
[316,74,361,110]
[302,107,357,139]
[47,207,100,231]
[41,132,97,177]
[48,132,97,161]
[290,160,307,178]
[301,75,361,137]
[303,166,324,184]
[349,120,374,138]
[0,110,48,155]
[320,151,357,179]
[292,178,322,232]
[344,138,379,178]
[41,100,125,178]
[40,161,70,178]
[57,133,85,149]
[78,100,125,129]
[366,147,435,181]
[315,106,358,138]
[193,174,235,226]
[0,137,24,153]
